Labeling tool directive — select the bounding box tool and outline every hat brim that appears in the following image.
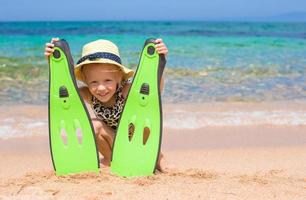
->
[74,59,134,83]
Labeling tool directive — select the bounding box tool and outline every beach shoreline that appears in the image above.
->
[1,101,306,139]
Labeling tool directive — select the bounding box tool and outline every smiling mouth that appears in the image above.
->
[98,92,109,97]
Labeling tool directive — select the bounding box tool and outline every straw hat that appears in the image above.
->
[74,39,134,82]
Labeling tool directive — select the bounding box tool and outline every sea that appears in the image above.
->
[0,21,306,104]
[1,21,306,138]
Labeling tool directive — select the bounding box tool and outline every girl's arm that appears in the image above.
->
[160,74,165,92]
[155,38,167,93]
[79,87,91,103]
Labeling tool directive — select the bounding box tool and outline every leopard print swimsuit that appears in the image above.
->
[91,81,127,131]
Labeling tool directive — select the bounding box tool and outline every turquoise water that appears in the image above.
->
[0,21,306,104]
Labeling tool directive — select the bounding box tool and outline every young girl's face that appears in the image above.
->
[82,63,123,103]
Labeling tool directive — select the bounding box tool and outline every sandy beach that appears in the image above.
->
[0,103,306,200]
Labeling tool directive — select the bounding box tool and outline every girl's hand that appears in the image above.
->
[44,38,59,60]
[155,38,168,57]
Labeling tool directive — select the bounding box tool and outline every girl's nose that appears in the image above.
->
[97,84,106,91]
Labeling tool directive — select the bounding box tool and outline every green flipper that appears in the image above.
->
[48,39,99,175]
[111,38,166,177]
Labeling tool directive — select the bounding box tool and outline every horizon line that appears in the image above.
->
[0,19,306,23]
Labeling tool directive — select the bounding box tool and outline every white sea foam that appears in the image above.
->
[25,122,46,128]
[0,118,48,139]
[0,125,19,139]
[164,110,306,129]
[0,110,306,138]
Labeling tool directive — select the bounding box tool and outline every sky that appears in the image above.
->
[0,0,306,21]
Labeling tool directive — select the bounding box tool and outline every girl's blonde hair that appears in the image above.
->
[81,63,124,83]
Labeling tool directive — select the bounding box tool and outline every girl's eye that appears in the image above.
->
[105,79,113,82]
[89,81,98,87]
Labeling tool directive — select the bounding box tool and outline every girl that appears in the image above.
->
[45,38,169,172]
